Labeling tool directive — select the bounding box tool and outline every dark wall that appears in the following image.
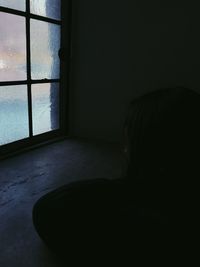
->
[68,0,200,142]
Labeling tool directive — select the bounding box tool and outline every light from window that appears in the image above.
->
[0,0,25,11]
[0,0,61,147]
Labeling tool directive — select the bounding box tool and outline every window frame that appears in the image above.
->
[0,0,71,159]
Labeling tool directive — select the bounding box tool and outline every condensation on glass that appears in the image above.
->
[32,83,59,135]
[0,0,25,11]
[0,85,29,145]
[30,0,61,20]
[30,19,60,80]
[0,12,26,81]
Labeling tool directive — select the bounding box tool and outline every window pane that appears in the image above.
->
[0,85,29,145]
[30,19,60,80]
[0,0,25,11]
[32,83,59,135]
[0,12,26,81]
[30,0,61,20]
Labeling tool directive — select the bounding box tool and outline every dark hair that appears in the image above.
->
[123,87,200,181]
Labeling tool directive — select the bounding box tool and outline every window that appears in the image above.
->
[0,1,69,157]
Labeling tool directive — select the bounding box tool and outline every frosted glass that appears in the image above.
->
[30,0,61,20]
[0,12,26,81]
[30,19,60,80]
[32,83,59,135]
[0,0,25,11]
[0,85,29,145]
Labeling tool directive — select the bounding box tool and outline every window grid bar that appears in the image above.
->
[26,0,33,137]
[0,81,28,86]
[31,79,60,84]
[30,13,61,25]
[0,79,60,86]
[0,6,61,25]
[0,6,25,16]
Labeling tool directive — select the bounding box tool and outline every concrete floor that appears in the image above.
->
[0,138,124,267]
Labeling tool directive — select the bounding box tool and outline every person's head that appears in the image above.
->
[123,87,200,182]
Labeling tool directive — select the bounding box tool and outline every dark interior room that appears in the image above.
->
[0,0,200,266]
